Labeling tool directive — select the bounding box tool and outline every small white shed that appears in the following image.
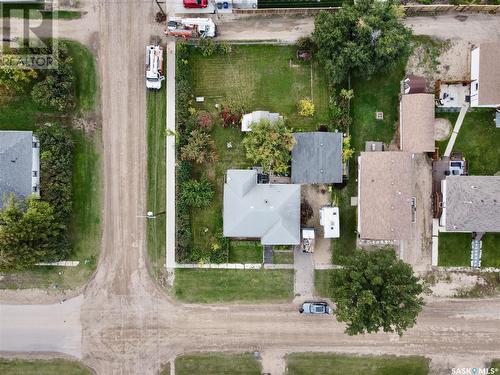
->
[320,206,340,238]
[241,110,282,132]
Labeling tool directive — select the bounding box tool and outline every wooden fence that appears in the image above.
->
[233,4,500,15]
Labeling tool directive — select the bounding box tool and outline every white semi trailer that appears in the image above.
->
[166,17,216,39]
[145,45,165,90]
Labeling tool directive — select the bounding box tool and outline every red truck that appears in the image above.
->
[183,0,208,8]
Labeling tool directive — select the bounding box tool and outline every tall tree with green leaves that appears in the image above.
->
[0,197,67,270]
[242,119,295,175]
[313,0,411,84]
[330,248,424,336]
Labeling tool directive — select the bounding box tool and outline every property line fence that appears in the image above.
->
[174,262,294,269]
[233,4,500,15]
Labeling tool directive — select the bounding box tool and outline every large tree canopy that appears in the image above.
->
[242,119,295,175]
[330,248,424,336]
[0,197,67,270]
[313,0,411,84]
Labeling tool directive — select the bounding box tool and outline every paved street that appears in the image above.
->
[1,6,500,375]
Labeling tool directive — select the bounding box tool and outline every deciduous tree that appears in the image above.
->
[242,119,295,175]
[330,248,424,336]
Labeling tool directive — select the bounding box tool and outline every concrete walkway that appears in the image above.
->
[166,39,176,270]
[293,247,314,301]
[444,104,468,157]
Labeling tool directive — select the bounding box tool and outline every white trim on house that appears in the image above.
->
[470,47,480,107]
[31,135,40,196]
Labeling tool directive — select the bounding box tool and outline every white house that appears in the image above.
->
[470,43,500,108]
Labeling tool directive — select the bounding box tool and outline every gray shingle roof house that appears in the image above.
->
[223,169,301,245]
[291,132,343,184]
[357,151,417,240]
[0,131,40,208]
[440,176,500,232]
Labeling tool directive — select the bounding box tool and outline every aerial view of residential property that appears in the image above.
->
[1,0,500,374]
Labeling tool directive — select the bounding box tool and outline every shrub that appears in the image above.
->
[199,38,216,57]
[180,178,214,208]
[180,129,217,164]
[296,36,316,52]
[298,98,315,117]
[0,64,37,93]
[342,135,355,162]
[215,42,231,54]
[197,111,214,131]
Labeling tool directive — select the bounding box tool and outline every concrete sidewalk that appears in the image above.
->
[293,247,314,302]
[444,105,468,157]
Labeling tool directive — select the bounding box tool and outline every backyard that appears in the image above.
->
[175,353,261,375]
[187,44,331,259]
[285,353,430,375]
[0,40,101,289]
[436,109,500,267]
[174,269,294,303]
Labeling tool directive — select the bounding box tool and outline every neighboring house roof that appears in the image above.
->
[442,176,500,232]
[477,43,500,106]
[358,152,416,240]
[0,131,38,208]
[223,169,301,245]
[241,110,282,132]
[400,93,435,153]
[291,132,343,184]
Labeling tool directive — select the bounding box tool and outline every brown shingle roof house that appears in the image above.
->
[399,93,435,153]
[470,43,500,107]
[357,152,417,240]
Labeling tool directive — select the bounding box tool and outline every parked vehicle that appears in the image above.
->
[299,301,332,314]
[183,0,208,8]
[145,45,165,90]
[166,17,216,39]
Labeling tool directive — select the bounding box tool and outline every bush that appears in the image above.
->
[0,64,37,93]
[180,129,217,164]
[298,98,315,117]
[296,36,316,52]
[197,111,214,131]
[180,178,214,208]
[199,38,216,57]
[216,42,231,55]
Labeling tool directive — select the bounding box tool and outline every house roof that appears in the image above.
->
[400,93,435,153]
[241,110,282,132]
[223,169,301,245]
[477,43,500,106]
[404,75,427,94]
[443,176,500,232]
[0,131,34,208]
[291,132,343,184]
[358,152,416,240]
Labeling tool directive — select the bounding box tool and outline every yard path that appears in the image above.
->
[444,104,469,157]
[3,7,500,375]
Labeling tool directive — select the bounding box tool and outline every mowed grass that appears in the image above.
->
[314,269,333,298]
[0,359,93,375]
[176,353,261,375]
[273,251,294,264]
[65,40,98,113]
[175,269,294,303]
[146,88,167,280]
[285,353,430,375]
[189,45,330,131]
[332,63,405,263]
[436,109,500,267]
[0,41,101,289]
[229,241,263,263]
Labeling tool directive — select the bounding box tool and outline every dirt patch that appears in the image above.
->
[434,118,452,141]
[422,271,500,298]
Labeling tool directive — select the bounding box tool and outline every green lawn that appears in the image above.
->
[146,88,167,281]
[491,360,500,369]
[0,359,92,375]
[273,251,294,264]
[314,270,333,298]
[229,241,263,263]
[332,62,406,263]
[65,40,99,113]
[436,109,500,267]
[286,354,429,375]
[176,353,261,375]
[175,269,294,303]
[0,41,101,289]
[189,45,330,131]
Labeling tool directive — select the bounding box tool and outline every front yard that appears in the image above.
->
[285,353,430,375]
[174,269,294,303]
[0,359,92,375]
[436,109,500,267]
[0,41,101,289]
